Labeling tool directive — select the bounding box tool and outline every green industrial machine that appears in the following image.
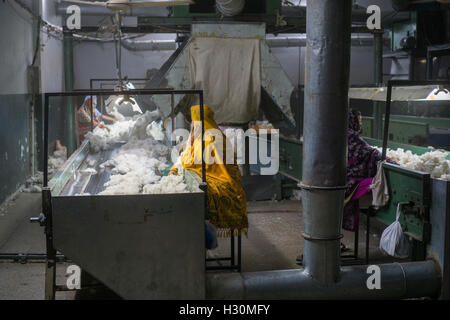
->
[279,135,302,182]
[362,116,430,145]
[390,11,417,52]
[389,6,446,52]
[138,0,306,33]
[364,138,435,247]
[279,134,450,260]
[172,0,282,17]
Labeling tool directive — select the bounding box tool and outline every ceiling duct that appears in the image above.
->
[121,38,177,51]
[265,34,390,47]
[55,2,169,16]
[216,0,245,16]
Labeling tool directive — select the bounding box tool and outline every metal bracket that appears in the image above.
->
[30,212,46,227]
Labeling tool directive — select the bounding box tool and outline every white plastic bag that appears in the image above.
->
[370,160,389,209]
[379,204,410,258]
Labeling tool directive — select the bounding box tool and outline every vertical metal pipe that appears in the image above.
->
[381,82,392,160]
[372,31,383,139]
[43,187,56,300]
[243,123,250,176]
[200,93,206,183]
[302,0,352,284]
[43,94,49,188]
[170,93,175,146]
[63,32,76,155]
[409,54,415,81]
[426,51,433,80]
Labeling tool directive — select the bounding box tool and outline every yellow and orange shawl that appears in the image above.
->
[171,105,248,237]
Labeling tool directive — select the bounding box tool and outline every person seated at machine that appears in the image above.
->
[76,96,117,144]
[169,105,248,248]
[342,109,396,249]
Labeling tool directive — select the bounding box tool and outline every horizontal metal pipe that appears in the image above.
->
[206,261,441,300]
[87,36,386,51]
[121,38,177,51]
[56,3,168,16]
[265,36,389,48]
[0,253,67,262]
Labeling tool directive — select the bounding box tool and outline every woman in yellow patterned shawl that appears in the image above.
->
[170,105,248,237]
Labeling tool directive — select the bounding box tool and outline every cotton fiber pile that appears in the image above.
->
[374,146,450,181]
[142,175,189,194]
[82,108,200,195]
[87,120,136,152]
[23,149,68,193]
[98,137,170,195]
[86,110,164,153]
[48,149,67,176]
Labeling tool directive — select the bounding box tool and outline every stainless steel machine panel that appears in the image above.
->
[52,192,205,299]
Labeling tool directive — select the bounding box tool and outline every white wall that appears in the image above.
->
[0,0,37,202]
[0,0,64,94]
[270,45,383,86]
[73,34,176,89]
[73,39,381,89]
[40,0,64,92]
[0,0,35,95]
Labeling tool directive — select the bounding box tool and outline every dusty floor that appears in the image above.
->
[0,192,75,300]
[0,193,393,300]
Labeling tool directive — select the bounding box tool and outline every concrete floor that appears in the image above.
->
[0,192,75,300]
[0,193,393,300]
[209,200,395,272]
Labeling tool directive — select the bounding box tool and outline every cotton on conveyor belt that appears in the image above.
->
[82,111,196,195]
[374,146,450,181]
[86,110,163,153]
[99,137,170,195]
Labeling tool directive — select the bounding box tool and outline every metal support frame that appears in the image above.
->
[0,254,67,263]
[341,222,359,263]
[341,208,373,266]
[372,30,384,140]
[426,45,450,80]
[409,53,415,81]
[366,211,370,265]
[382,80,450,160]
[42,187,56,300]
[89,78,148,90]
[206,232,242,272]
[40,89,205,299]
[63,32,76,156]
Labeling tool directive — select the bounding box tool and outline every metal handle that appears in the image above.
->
[30,213,46,226]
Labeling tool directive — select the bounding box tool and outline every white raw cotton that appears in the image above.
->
[99,137,169,195]
[82,109,196,196]
[87,119,136,152]
[23,149,67,193]
[85,111,164,153]
[142,175,189,195]
[374,146,450,181]
[48,149,67,176]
